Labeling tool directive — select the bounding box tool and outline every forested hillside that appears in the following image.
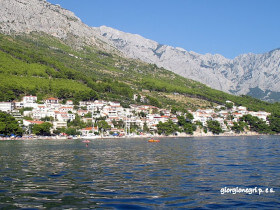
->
[0,33,279,113]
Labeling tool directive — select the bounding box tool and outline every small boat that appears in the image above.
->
[82,140,90,143]
[148,139,160,143]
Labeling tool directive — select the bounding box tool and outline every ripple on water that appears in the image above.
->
[0,137,279,208]
[36,191,59,195]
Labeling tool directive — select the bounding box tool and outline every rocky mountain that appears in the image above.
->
[0,0,111,49]
[96,26,280,102]
[1,0,280,101]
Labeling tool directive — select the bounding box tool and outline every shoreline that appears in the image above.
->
[0,132,278,141]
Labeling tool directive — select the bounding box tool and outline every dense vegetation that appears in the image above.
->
[32,122,52,136]
[0,111,23,136]
[155,112,280,136]
[0,32,280,113]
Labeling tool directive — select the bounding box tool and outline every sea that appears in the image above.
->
[0,136,279,209]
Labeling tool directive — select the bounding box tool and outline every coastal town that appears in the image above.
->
[0,94,272,139]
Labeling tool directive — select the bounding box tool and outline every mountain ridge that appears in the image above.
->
[1,0,280,102]
[96,26,280,102]
[0,0,115,51]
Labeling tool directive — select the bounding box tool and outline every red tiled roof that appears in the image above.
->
[58,112,67,114]
[26,120,44,125]
[81,127,93,131]
[81,127,98,131]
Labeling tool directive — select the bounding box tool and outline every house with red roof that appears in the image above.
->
[66,100,73,105]
[23,119,44,127]
[80,127,98,136]
[77,109,89,116]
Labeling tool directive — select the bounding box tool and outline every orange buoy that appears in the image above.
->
[148,139,160,143]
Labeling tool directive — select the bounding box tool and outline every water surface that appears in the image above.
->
[0,136,279,209]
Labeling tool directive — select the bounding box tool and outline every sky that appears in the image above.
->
[47,0,280,59]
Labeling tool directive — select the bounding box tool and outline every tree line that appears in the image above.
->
[156,113,280,136]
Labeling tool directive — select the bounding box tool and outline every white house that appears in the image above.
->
[23,96,37,104]
[53,121,67,130]
[66,100,73,105]
[14,101,24,109]
[80,127,98,136]
[32,111,47,120]
[59,106,74,113]
[250,111,270,122]
[45,97,59,105]
[22,96,38,108]
[67,113,76,121]
[23,119,44,127]
[44,98,60,109]
[0,102,13,112]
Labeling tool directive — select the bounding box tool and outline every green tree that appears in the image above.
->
[40,116,54,122]
[185,112,194,121]
[240,114,270,134]
[225,102,234,109]
[53,127,66,135]
[139,111,147,118]
[65,127,81,136]
[231,121,247,133]
[207,120,223,135]
[171,106,178,115]
[0,111,23,136]
[183,123,196,135]
[112,119,125,129]
[67,114,87,129]
[177,115,196,135]
[146,96,161,108]
[136,94,141,103]
[97,120,111,133]
[32,122,52,136]
[157,119,179,135]
[143,122,150,133]
[268,112,280,133]
[227,114,234,121]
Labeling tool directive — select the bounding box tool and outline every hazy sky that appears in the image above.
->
[48,0,280,59]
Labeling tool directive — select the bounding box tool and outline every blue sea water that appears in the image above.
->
[0,136,279,209]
